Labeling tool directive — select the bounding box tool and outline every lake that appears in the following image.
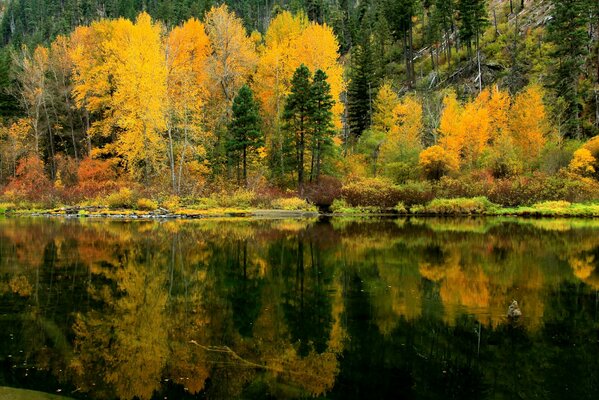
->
[1,216,598,399]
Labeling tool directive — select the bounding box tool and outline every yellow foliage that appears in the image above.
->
[372,82,399,134]
[380,93,423,165]
[438,91,465,166]
[509,84,549,163]
[205,4,258,107]
[254,11,344,139]
[569,148,596,176]
[419,145,458,180]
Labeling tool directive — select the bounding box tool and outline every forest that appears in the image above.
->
[0,0,597,213]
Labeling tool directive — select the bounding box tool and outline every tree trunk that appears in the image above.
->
[243,145,247,186]
[167,126,176,192]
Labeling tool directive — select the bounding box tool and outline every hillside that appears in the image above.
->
[0,0,597,213]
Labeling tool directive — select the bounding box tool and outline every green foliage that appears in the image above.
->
[415,196,496,214]
[347,34,377,137]
[342,177,402,208]
[547,0,594,137]
[228,84,263,185]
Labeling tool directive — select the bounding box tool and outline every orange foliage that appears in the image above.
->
[4,155,53,201]
[509,85,549,162]
[74,157,119,198]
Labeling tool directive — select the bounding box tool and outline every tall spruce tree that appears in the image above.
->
[309,69,335,182]
[548,0,593,138]
[347,34,377,139]
[227,84,263,186]
[284,65,313,191]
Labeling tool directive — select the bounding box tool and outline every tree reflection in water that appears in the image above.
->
[0,217,598,399]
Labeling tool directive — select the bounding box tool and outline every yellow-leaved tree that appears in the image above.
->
[109,13,167,183]
[71,13,168,183]
[437,91,464,171]
[204,4,258,122]
[509,84,549,167]
[253,11,343,178]
[166,18,212,193]
[379,93,423,182]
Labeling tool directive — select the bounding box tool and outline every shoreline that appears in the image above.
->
[3,206,599,219]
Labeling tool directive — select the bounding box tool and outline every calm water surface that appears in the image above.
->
[0,216,598,399]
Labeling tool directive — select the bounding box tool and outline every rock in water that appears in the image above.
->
[507,300,522,318]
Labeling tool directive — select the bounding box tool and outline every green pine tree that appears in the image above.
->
[283,65,313,192]
[227,84,263,186]
[347,34,376,139]
[309,69,336,182]
[548,0,593,138]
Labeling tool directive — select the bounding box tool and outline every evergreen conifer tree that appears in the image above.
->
[309,69,335,182]
[227,84,263,185]
[284,65,313,191]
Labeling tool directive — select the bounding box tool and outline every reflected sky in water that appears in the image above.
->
[0,216,598,399]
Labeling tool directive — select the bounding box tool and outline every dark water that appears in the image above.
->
[1,216,598,400]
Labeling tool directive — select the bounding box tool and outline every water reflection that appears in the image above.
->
[0,217,598,399]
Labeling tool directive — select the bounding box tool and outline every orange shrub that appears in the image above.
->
[74,157,119,198]
[3,156,53,201]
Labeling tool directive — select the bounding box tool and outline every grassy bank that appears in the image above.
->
[2,197,599,218]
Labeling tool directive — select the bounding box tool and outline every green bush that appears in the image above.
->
[212,189,257,208]
[396,181,435,206]
[394,202,408,214]
[342,178,402,208]
[417,197,496,214]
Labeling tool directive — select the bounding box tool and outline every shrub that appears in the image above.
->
[342,177,402,208]
[213,189,257,208]
[137,198,158,211]
[303,175,342,206]
[271,197,316,211]
[4,156,54,201]
[488,174,547,206]
[162,195,181,211]
[396,181,436,206]
[418,197,496,214]
[394,202,408,214]
[569,148,596,177]
[106,188,136,209]
[436,171,495,199]
[75,157,119,198]
[419,145,457,180]
[384,161,419,184]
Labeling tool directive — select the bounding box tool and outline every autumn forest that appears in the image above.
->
[0,0,598,213]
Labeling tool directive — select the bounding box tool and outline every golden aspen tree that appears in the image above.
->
[460,90,492,166]
[294,23,344,128]
[357,82,398,176]
[486,86,520,177]
[166,18,212,193]
[371,82,399,134]
[437,91,464,170]
[108,13,167,183]
[380,93,423,178]
[486,85,511,139]
[204,4,258,118]
[569,148,596,176]
[253,12,307,178]
[509,84,549,165]
[69,20,119,139]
